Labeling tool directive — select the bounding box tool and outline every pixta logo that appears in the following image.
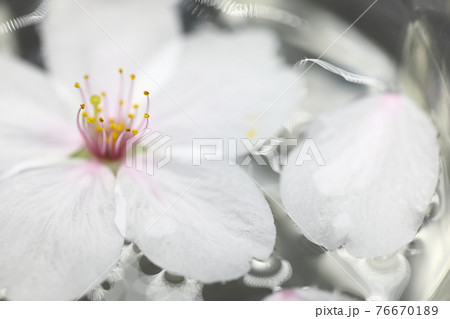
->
[126,129,172,175]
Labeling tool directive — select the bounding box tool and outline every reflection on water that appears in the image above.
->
[400,16,450,300]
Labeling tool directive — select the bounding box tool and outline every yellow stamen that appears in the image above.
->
[132,129,138,135]
[128,113,135,119]
[99,117,104,123]
[130,74,136,80]
[110,123,117,130]
[84,74,89,80]
[86,117,95,124]
[120,100,124,106]
[144,113,150,118]
[101,91,107,97]
[133,104,139,109]
[82,111,88,117]
[74,82,80,88]
[95,126,103,132]
[80,104,85,109]
[125,128,131,132]
[118,68,123,74]
[143,91,149,96]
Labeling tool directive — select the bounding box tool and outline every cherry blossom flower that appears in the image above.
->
[0,0,301,300]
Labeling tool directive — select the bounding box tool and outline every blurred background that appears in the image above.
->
[1,0,450,301]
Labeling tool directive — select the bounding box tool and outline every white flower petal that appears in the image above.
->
[0,160,124,300]
[42,0,180,90]
[0,54,82,174]
[150,28,301,153]
[116,159,275,283]
[280,93,439,257]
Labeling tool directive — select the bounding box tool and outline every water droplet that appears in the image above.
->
[139,255,162,275]
[244,257,292,289]
[164,272,185,285]
[249,256,282,277]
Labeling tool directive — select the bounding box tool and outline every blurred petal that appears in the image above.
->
[0,54,82,175]
[150,28,301,153]
[116,159,275,283]
[280,93,439,257]
[0,160,124,300]
[42,0,181,91]
[264,287,355,301]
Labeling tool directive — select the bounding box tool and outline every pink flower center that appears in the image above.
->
[75,69,150,160]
